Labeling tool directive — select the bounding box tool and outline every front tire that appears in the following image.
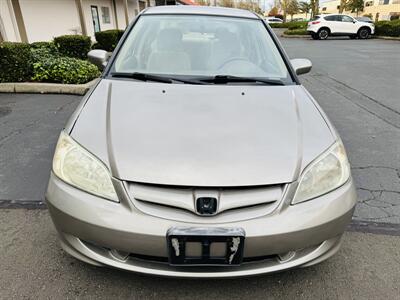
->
[358,28,370,39]
[317,28,329,40]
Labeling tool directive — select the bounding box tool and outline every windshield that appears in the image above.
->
[111,15,292,83]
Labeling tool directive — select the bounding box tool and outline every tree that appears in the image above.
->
[299,1,311,19]
[196,0,211,5]
[339,0,348,13]
[268,6,279,16]
[280,0,299,21]
[219,0,235,8]
[236,0,263,13]
[346,0,364,16]
[310,0,319,17]
[287,0,300,20]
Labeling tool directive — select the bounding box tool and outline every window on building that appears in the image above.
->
[379,0,390,4]
[101,6,111,24]
[390,12,400,19]
[365,1,374,6]
[322,7,327,11]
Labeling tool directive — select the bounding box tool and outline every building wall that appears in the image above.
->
[82,0,117,38]
[19,0,81,42]
[114,0,129,29]
[320,0,400,20]
[0,0,157,43]
[291,0,400,20]
[0,0,20,42]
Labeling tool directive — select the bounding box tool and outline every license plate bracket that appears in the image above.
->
[166,227,245,266]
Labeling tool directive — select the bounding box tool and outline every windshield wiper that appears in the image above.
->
[197,75,285,85]
[111,72,173,83]
[111,72,206,85]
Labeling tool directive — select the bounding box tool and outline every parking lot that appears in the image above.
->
[1,37,400,298]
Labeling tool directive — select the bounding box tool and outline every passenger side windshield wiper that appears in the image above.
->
[197,75,285,85]
[111,72,205,85]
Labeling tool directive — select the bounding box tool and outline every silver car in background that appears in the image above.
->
[46,6,356,278]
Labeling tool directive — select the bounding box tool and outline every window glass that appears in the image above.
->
[101,7,110,24]
[112,15,291,81]
[324,15,338,21]
[341,15,354,22]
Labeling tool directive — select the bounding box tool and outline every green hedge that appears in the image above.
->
[375,20,400,37]
[269,21,308,29]
[54,35,91,59]
[30,41,59,62]
[32,56,100,84]
[94,29,124,52]
[284,29,308,35]
[0,42,32,83]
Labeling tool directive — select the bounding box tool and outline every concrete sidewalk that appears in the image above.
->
[1,209,399,299]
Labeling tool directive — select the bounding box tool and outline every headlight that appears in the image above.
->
[52,131,118,202]
[292,141,350,204]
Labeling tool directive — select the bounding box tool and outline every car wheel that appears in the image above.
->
[311,33,319,40]
[358,28,370,39]
[317,28,329,40]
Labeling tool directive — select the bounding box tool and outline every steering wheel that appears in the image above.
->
[218,57,250,70]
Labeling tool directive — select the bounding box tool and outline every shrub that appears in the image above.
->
[284,29,309,35]
[375,19,400,37]
[287,21,308,30]
[269,23,288,28]
[53,35,91,59]
[269,21,308,29]
[32,56,100,84]
[0,42,33,82]
[94,29,124,52]
[30,41,59,63]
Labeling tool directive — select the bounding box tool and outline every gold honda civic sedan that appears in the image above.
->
[46,6,357,278]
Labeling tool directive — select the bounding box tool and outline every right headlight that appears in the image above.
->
[292,141,350,204]
[52,131,118,202]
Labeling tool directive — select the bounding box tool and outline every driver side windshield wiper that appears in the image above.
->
[111,72,205,85]
[197,75,285,85]
[111,72,173,83]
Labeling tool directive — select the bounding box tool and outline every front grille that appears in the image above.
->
[125,182,286,223]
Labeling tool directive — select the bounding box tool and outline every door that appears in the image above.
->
[91,6,101,33]
[339,15,357,34]
[323,15,341,34]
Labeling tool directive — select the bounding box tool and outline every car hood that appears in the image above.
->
[70,79,335,187]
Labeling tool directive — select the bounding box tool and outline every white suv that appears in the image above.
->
[307,14,375,40]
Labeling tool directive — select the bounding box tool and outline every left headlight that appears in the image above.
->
[52,131,118,202]
[292,141,350,204]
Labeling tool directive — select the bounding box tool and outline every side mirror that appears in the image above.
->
[88,50,109,70]
[290,58,312,75]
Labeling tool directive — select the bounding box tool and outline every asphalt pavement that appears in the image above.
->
[1,209,400,299]
[0,36,399,298]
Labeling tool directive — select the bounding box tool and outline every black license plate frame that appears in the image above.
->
[166,227,245,266]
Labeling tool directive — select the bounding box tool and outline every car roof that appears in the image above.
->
[320,13,352,17]
[143,5,259,19]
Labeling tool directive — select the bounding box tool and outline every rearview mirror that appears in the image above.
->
[290,58,312,75]
[88,50,110,70]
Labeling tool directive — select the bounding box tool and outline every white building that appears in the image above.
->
[0,0,157,43]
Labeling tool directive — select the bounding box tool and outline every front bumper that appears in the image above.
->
[46,173,357,278]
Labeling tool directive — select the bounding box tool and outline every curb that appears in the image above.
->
[281,34,400,41]
[281,34,310,39]
[374,36,400,41]
[0,78,99,95]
